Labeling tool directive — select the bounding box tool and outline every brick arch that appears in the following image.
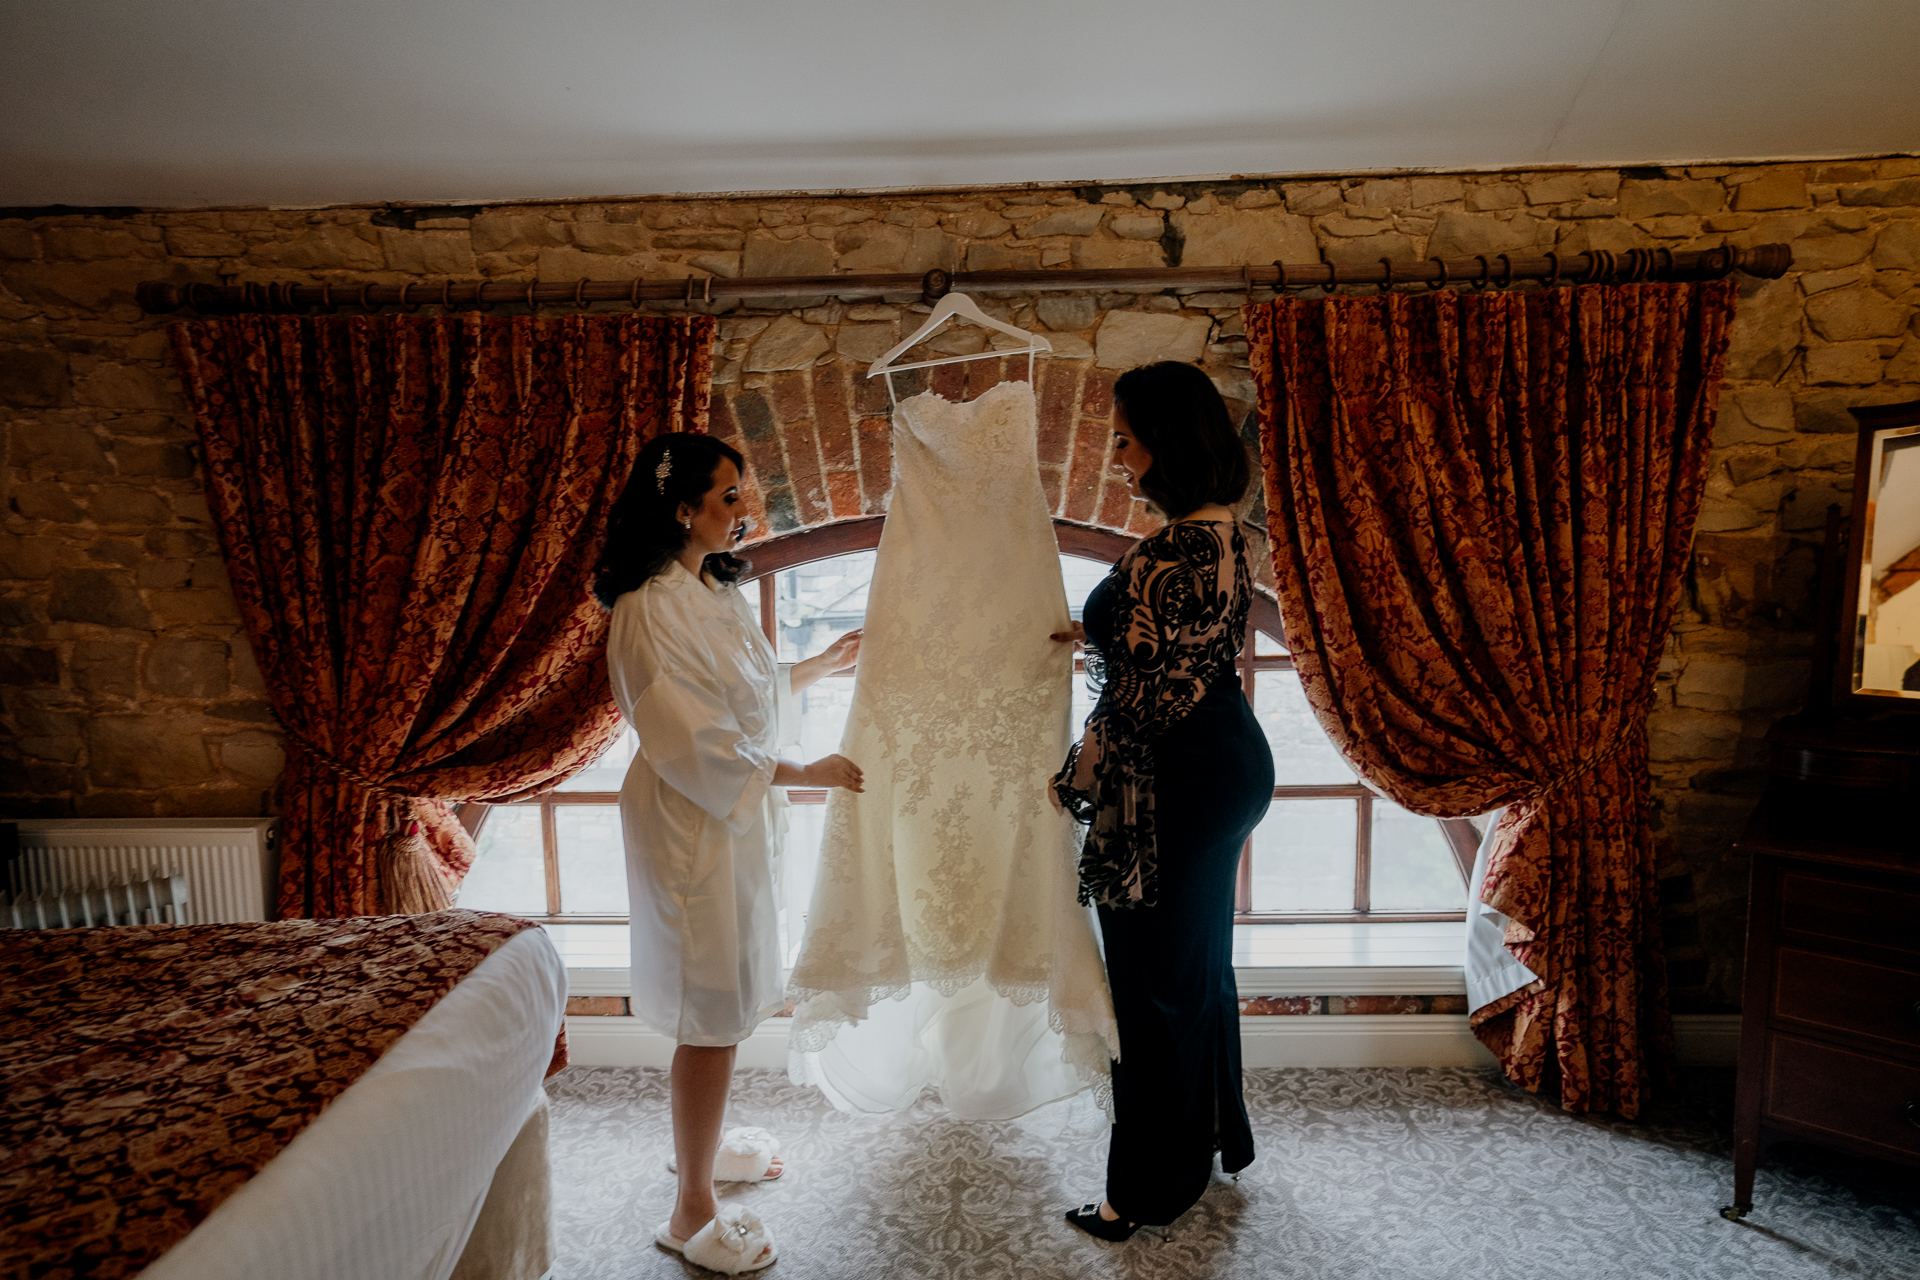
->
[707,353,1158,546]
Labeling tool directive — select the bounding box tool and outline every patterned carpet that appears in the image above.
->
[544,1066,1920,1280]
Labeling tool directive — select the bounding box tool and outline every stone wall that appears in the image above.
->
[5,155,1919,1008]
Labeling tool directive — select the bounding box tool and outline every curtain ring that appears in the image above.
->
[1543,252,1561,288]
[316,282,334,313]
[1494,253,1514,288]
[395,282,417,313]
[1426,257,1449,290]
[684,275,696,305]
[1585,249,1613,283]
[1272,260,1289,291]
[525,278,539,310]
[703,274,713,305]
[359,282,382,314]
[471,281,495,312]
[1326,261,1342,290]
[573,278,591,309]
[1472,255,1492,290]
[1657,246,1675,279]
[1378,258,1395,294]
[439,280,453,309]
[629,276,644,309]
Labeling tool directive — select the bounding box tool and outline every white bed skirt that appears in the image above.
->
[141,928,567,1280]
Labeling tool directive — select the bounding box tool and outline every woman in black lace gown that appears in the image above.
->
[1051,361,1275,1239]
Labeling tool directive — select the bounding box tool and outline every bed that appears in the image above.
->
[0,909,568,1280]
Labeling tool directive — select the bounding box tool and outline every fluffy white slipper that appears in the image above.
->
[714,1126,782,1182]
[667,1126,783,1182]
[655,1205,777,1274]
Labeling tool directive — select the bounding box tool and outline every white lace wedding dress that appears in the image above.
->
[785,378,1118,1120]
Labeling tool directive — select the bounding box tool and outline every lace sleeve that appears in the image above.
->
[1052,523,1250,908]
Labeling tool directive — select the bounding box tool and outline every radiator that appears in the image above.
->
[8,818,278,926]
[5,872,190,929]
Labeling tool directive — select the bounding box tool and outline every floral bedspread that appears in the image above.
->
[0,909,564,1279]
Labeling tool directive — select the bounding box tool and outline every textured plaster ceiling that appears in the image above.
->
[1,0,1916,209]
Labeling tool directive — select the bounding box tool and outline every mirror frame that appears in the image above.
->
[1837,399,1920,711]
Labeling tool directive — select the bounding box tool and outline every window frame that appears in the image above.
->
[462,516,1475,925]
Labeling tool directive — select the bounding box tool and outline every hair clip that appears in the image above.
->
[655,448,673,493]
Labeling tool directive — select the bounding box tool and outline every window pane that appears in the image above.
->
[1369,803,1468,912]
[556,727,637,792]
[456,804,547,915]
[774,552,876,662]
[1249,798,1356,912]
[798,674,857,759]
[555,804,627,915]
[1253,627,1285,656]
[1252,670,1355,784]
[780,801,828,966]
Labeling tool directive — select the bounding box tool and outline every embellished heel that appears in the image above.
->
[1065,1202,1140,1242]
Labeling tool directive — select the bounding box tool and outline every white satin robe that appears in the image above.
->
[608,559,798,1047]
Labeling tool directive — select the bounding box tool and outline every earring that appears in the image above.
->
[682,519,692,529]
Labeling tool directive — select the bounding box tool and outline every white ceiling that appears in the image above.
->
[2,0,1916,210]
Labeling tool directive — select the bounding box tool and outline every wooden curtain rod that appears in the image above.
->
[136,243,1790,315]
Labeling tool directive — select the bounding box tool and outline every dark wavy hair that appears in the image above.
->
[593,432,750,608]
[1113,361,1250,518]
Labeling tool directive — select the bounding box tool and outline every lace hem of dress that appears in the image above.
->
[786,968,1119,1119]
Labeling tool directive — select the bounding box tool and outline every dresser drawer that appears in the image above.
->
[1777,872,1920,957]
[1765,1035,1920,1161]
[1774,948,1920,1055]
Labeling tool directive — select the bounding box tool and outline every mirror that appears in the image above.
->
[1844,402,1920,703]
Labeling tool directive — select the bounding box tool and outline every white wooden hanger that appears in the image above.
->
[867,291,1052,405]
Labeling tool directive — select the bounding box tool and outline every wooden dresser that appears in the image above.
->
[1725,712,1920,1218]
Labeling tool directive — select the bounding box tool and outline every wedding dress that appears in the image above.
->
[785,378,1118,1120]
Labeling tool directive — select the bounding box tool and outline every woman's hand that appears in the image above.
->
[1050,621,1086,651]
[818,629,861,673]
[799,754,864,792]
[791,629,862,693]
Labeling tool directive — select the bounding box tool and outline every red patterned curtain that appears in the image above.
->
[1245,282,1736,1116]
[170,313,714,918]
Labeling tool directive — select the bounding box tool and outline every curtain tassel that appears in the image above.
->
[377,808,455,916]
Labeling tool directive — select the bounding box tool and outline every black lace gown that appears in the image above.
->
[1054,521,1275,1225]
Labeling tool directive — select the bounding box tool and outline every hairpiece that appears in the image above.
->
[655,448,672,493]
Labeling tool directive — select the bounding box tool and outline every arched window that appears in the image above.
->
[458,519,1473,930]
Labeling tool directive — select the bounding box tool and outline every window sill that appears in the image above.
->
[553,920,1465,999]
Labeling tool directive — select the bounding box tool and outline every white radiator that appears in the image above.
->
[6,872,190,929]
[8,818,278,925]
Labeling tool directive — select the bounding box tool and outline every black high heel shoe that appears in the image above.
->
[1065,1202,1140,1242]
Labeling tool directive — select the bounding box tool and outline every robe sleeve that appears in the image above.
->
[631,669,779,835]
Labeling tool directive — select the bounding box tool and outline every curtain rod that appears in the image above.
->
[135,244,1789,315]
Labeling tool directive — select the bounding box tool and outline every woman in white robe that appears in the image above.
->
[594,432,861,1271]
